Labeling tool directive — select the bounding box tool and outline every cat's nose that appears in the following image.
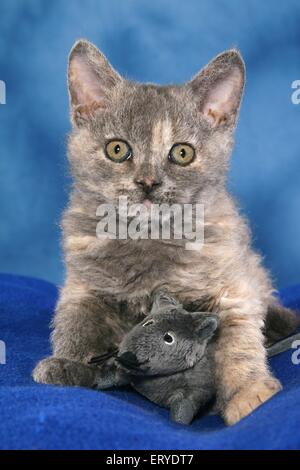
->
[135,177,162,194]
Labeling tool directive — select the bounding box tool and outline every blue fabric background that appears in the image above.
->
[0,273,299,450]
[0,0,300,287]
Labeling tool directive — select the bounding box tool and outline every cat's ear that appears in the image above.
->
[192,313,219,341]
[187,50,245,128]
[151,290,181,314]
[68,39,122,126]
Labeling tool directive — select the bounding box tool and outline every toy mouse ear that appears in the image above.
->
[151,290,181,314]
[192,313,219,340]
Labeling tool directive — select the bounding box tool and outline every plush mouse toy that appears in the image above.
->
[92,292,218,424]
[91,292,300,425]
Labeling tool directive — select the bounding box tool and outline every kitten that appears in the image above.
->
[33,40,298,425]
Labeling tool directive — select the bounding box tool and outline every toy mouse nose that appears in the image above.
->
[117,351,140,368]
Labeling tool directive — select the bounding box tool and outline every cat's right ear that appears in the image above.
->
[68,39,122,126]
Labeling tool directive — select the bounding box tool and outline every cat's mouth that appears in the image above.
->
[140,194,177,207]
[117,188,183,208]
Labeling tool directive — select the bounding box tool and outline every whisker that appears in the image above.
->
[88,348,119,365]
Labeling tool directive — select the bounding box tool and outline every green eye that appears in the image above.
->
[105,139,132,163]
[168,143,195,166]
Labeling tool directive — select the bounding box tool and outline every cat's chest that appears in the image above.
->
[93,239,217,303]
[95,239,176,294]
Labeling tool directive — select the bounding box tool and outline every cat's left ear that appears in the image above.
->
[187,49,245,128]
[68,39,122,126]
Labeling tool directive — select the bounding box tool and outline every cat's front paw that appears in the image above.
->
[32,356,96,387]
[224,376,282,426]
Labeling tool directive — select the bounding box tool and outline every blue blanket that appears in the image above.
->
[0,273,299,450]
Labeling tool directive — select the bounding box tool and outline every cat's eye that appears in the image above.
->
[163,332,175,344]
[143,319,154,327]
[168,143,195,166]
[105,139,132,163]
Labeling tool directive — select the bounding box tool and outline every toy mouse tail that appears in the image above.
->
[264,302,300,346]
[267,332,300,358]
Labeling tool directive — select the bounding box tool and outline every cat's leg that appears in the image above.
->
[215,296,282,426]
[32,282,124,388]
[93,359,130,390]
[33,357,97,387]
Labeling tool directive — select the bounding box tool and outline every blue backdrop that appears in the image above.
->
[0,0,299,288]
